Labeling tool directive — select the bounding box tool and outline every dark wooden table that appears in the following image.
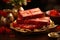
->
[0,28,60,40]
[0,33,49,40]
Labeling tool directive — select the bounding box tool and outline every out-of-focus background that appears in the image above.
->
[0,0,60,11]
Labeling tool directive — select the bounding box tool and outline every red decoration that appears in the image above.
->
[0,28,3,33]
[3,0,10,3]
[5,28,11,33]
[1,26,5,31]
[0,26,11,33]
[0,26,5,33]
[27,0,31,2]
[50,10,59,16]
[56,26,60,31]
[0,10,7,17]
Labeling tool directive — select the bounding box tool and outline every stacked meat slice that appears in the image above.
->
[11,8,50,32]
[18,8,44,19]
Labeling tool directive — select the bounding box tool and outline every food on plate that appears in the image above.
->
[10,19,55,33]
[10,8,55,33]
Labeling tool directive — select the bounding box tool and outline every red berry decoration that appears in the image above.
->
[50,10,59,16]
[1,26,5,31]
[0,26,5,33]
[0,28,3,33]
[56,26,60,31]
[3,0,10,3]
[27,0,31,2]
[0,10,7,17]
[0,26,11,33]
[5,28,11,33]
